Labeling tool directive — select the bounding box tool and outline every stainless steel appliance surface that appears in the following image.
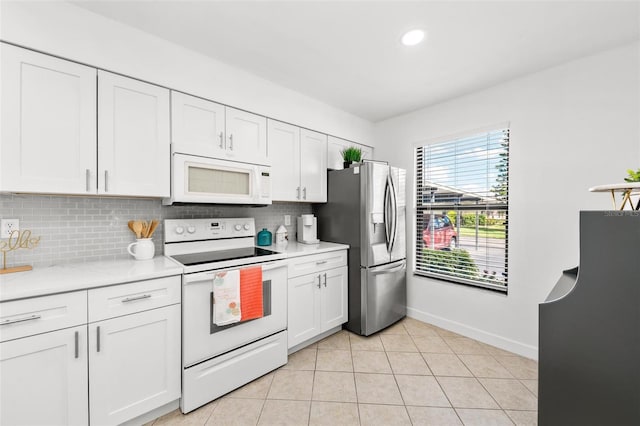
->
[315,162,407,336]
[164,218,288,413]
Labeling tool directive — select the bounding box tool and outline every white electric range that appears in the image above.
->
[164,218,288,413]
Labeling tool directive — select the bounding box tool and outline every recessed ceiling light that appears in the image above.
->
[401,29,425,46]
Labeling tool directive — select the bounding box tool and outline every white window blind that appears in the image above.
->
[415,128,509,292]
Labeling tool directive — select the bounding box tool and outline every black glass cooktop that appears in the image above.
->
[171,247,278,267]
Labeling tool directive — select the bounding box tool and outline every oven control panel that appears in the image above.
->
[164,218,256,242]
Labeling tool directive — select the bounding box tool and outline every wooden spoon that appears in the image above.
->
[127,220,135,234]
[132,221,143,239]
[147,220,159,238]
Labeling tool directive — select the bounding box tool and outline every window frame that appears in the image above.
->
[413,126,510,293]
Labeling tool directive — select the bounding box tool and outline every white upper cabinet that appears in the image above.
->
[327,135,374,170]
[171,91,226,158]
[269,120,300,201]
[225,107,268,165]
[0,43,97,194]
[268,120,327,202]
[300,129,327,202]
[170,93,268,166]
[98,71,170,197]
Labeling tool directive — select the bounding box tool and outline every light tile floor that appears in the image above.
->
[148,317,538,425]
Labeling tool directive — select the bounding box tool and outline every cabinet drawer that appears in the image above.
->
[88,276,180,322]
[0,291,87,342]
[287,250,347,278]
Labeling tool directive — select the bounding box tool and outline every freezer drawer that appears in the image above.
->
[362,260,406,336]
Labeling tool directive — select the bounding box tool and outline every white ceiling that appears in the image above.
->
[73,1,640,122]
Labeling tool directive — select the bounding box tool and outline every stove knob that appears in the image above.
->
[234,224,242,231]
[243,224,250,230]
[187,226,196,234]
[175,226,184,235]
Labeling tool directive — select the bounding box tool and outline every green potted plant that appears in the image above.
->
[340,146,362,169]
[624,168,640,183]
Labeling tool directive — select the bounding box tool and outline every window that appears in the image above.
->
[415,128,509,292]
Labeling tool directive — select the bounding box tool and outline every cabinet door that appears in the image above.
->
[0,44,97,194]
[98,71,170,197]
[268,119,301,201]
[287,273,322,348]
[171,91,226,158]
[89,305,181,425]
[327,136,348,170]
[225,107,268,165]
[0,326,88,426]
[320,266,348,332]
[300,129,327,202]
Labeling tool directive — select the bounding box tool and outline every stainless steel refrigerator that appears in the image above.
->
[314,162,406,336]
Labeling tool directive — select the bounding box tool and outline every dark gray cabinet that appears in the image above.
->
[539,211,640,425]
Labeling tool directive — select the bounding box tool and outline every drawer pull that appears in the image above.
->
[316,260,328,265]
[74,331,79,359]
[1,314,42,326]
[121,294,152,303]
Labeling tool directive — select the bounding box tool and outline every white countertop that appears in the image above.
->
[0,257,183,302]
[0,241,349,302]
[264,240,349,258]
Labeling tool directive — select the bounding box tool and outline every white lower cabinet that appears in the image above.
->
[88,304,181,425]
[0,276,181,426]
[0,326,89,426]
[287,250,348,349]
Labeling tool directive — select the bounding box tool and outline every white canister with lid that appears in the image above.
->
[275,225,288,245]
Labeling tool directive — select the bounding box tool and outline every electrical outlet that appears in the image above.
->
[1,219,19,238]
[284,215,291,226]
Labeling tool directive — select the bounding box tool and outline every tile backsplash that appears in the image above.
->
[0,194,311,268]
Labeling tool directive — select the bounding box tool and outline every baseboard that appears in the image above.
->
[407,307,538,360]
[288,325,343,354]
[120,399,179,426]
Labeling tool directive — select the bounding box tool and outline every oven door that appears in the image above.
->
[182,261,286,367]
[167,153,271,205]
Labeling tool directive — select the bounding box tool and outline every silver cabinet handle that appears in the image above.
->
[86,169,91,192]
[296,187,300,200]
[317,274,321,289]
[74,331,79,359]
[121,294,152,303]
[104,170,109,192]
[1,314,42,326]
[316,260,327,265]
[96,326,101,352]
[303,187,307,200]
[219,131,224,149]
[323,273,327,287]
[229,134,234,150]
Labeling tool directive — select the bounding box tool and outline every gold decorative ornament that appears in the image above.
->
[0,229,41,274]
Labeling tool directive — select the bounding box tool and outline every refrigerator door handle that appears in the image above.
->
[372,261,406,275]
[383,179,392,252]
[388,174,398,254]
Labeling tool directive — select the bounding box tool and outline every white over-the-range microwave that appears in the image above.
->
[163,153,271,205]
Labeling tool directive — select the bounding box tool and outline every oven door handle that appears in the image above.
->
[183,261,285,284]
[183,271,216,284]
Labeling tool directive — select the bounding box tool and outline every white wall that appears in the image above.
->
[0,1,374,145]
[375,42,640,359]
